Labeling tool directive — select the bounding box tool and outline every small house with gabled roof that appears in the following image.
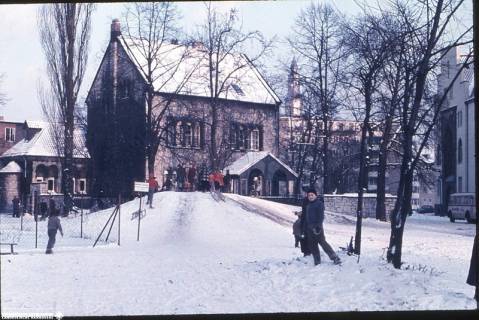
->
[0,120,90,212]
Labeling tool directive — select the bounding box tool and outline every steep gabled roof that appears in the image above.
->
[1,121,89,159]
[118,35,281,106]
[224,151,298,177]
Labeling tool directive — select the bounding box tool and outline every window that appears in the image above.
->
[250,129,259,150]
[458,139,463,164]
[239,126,246,149]
[119,79,131,99]
[231,83,245,96]
[230,124,237,149]
[193,124,200,147]
[458,176,462,193]
[5,127,15,142]
[167,119,203,149]
[47,178,55,192]
[457,111,462,127]
[183,122,192,147]
[79,179,87,194]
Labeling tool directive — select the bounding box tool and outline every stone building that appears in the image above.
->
[436,46,475,214]
[0,120,89,212]
[86,20,296,197]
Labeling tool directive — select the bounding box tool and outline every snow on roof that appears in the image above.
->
[1,121,89,159]
[118,36,281,105]
[0,161,22,173]
[224,151,298,177]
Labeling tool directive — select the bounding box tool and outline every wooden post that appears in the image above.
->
[137,193,142,241]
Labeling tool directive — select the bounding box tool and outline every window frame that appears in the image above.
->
[5,127,15,142]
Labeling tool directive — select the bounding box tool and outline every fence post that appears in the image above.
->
[80,194,83,239]
[118,194,121,246]
[35,216,38,249]
[137,193,142,241]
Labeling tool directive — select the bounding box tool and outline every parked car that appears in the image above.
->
[416,205,434,214]
[447,193,476,223]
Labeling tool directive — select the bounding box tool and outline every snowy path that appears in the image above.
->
[1,192,476,316]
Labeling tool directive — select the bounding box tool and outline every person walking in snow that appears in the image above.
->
[46,200,63,254]
[304,187,341,265]
[12,196,20,218]
[146,176,159,208]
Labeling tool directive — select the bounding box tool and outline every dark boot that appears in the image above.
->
[45,249,53,254]
[313,254,321,265]
[333,256,341,265]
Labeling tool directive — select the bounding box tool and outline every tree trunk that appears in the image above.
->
[210,101,218,170]
[375,117,392,221]
[63,4,76,215]
[146,87,155,177]
[354,83,372,255]
[322,120,330,194]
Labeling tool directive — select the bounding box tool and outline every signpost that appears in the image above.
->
[133,182,149,241]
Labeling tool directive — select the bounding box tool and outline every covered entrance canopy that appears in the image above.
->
[223,151,298,196]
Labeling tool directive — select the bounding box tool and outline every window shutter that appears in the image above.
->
[259,126,264,151]
[245,127,251,150]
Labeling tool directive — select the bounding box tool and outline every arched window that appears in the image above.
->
[458,139,463,164]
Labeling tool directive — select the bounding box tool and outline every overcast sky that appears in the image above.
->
[0,1,472,122]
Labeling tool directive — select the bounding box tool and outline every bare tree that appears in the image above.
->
[287,2,347,193]
[342,11,395,255]
[38,3,94,214]
[193,2,273,171]
[122,2,194,177]
[384,0,473,268]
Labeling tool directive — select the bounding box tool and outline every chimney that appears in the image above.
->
[111,18,121,41]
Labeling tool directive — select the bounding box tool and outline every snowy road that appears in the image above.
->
[1,192,476,316]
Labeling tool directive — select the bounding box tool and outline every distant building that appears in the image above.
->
[278,59,402,195]
[436,46,475,214]
[0,120,89,212]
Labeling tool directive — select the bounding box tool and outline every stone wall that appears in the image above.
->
[152,95,279,185]
[0,173,20,210]
[324,193,397,219]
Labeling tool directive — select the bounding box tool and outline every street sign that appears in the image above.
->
[134,182,149,193]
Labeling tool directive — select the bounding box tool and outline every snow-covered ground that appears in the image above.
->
[1,192,476,316]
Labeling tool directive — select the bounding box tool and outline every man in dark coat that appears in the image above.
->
[304,187,341,265]
[187,164,197,192]
[177,164,186,191]
[12,196,20,218]
[299,196,311,256]
[467,234,478,302]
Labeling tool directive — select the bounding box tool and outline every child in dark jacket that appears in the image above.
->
[292,212,303,248]
[46,201,63,254]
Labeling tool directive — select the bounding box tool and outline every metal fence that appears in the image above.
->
[0,196,123,253]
